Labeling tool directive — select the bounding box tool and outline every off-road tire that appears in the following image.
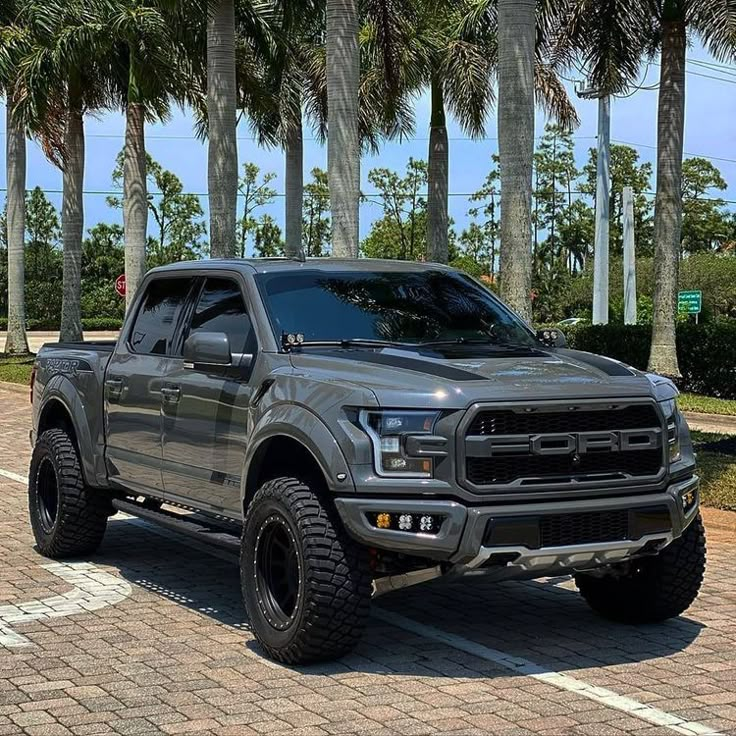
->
[28,429,109,558]
[241,476,371,664]
[575,514,706,623]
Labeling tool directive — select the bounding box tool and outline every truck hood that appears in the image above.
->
[288,344,676,410]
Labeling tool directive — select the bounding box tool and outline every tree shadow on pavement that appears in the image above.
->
[102,515,703,679]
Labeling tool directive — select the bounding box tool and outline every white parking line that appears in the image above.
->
[374,609,721,736]
[0,465,723,735]
[0,467,29,485]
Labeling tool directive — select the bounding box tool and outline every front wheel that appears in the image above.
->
[241,477,371,664]
[575,514,706,623]
[28,429,109,558]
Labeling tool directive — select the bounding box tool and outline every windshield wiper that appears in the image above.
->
[281,334,532,352]
[281,334,411,351]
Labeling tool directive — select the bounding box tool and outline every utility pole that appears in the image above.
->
[576,82,611,324]
[622,186,637,325]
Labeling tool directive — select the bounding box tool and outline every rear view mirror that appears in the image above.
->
[184,332,232,371]
[536,328,567,348]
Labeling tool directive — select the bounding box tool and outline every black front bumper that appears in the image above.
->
[334,475,700,571]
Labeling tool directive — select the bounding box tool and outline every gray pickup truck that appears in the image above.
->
[28,258,705,664]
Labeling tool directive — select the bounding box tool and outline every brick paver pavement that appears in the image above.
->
[1,386,735,736]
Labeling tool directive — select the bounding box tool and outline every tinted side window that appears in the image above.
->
[189,278,253,354]
[130,278,192,355]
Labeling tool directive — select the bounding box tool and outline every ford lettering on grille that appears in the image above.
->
[466,429,662,457]
[461,404,666,489]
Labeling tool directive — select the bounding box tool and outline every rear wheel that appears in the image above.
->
[575,514,706,623]
[28,429,109,558]
[241,476,371,664]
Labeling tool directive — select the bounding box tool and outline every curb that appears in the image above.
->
[683,411,736,435]
[0,381,28,395]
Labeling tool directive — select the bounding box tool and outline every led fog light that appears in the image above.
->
[682,488,698,512]
[367,512,443,535]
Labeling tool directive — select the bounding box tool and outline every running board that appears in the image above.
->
[112,499,241,555]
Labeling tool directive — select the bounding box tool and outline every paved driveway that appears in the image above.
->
[1,387,735,736]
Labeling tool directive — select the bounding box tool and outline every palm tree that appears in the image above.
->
[207,0,238,258]
[15,0,113,342]
[4,104,30,355]
[258,0,419,258]
[557,0,736,377]
[496,0,535,322]
[244,2,317,258]
[186,0,275,259]
[454,0,577,319]
[0,2,30,354]
[326,0,360,257]
[107,1,184,307]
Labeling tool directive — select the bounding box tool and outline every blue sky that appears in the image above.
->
[1,43,735,254]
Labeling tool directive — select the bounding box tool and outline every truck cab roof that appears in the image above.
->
[148,257,455,276]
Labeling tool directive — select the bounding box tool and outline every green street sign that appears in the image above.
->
[678,290,702,314]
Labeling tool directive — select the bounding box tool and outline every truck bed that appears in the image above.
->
[42,340,117,351]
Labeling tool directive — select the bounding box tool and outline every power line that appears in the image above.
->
[611,138,736,166]
[0,129,732,167]
[688,58,736,76]
[651,60,736,84]
[0,130,601,143]
[3,186,735,205]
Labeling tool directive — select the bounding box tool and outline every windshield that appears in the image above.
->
[255,269,536,348]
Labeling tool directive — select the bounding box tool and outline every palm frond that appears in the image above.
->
[689,0,736,63]
[534,62,580,131]
[549,0,654,94]
[442,38,495,138]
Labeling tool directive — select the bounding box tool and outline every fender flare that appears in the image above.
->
[38,375,105,487]
[241,403,355,506]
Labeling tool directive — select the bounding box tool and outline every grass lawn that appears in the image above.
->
[679,393,736,416]
[0,354,34,385]
[692,431,736,512]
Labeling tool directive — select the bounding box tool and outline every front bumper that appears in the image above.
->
[334,475,700,577]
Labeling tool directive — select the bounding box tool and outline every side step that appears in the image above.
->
[112,499,241,555]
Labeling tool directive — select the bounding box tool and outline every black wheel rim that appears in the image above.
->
[254,514,301,630]
[36,457,59,533]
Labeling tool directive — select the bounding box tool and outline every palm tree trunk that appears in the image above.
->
[207,0,237,258]
[648,20,686,378]
[60,96,84,343]
[284,106,303,258]
[497,0,535,323]
[123,69,147,310]
[327,0,360,258]
[427,74,448,264]
[4,103,29,355]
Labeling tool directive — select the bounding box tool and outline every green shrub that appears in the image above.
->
[82,318,122,331]
[0,317,122,331]
[562,319,736,399]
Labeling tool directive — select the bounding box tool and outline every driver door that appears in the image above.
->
[161,275,258,517]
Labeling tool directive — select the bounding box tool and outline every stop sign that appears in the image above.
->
[115,274,126,298]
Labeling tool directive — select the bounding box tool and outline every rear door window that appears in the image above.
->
[188,277,254,354]
[129,278,192,355]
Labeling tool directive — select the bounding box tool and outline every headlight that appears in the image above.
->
[359,410,440,478]
[660,398,681,463]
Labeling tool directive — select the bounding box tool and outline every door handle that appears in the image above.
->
[105,377,124,400]
[161,386,181,403]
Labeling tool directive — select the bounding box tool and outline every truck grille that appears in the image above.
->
[467,404,659,436]
[461,403,665,490]
[540,510,629,547]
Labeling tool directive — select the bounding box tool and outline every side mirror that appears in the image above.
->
[183,331,232,371]
[536,327,567,348]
